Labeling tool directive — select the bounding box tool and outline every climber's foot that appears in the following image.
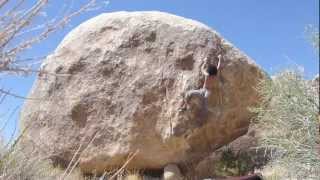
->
[178,106,187,112]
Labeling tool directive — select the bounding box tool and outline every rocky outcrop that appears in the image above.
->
[20,11,264,174]
[191,127,269,178]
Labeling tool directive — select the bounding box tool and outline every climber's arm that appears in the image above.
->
[201,61,209,76]
[201,61,209,89]
[217,55,221,70]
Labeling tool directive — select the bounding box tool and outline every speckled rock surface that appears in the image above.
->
[20,11,264,173]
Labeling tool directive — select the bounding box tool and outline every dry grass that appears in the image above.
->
[0,139,144,180]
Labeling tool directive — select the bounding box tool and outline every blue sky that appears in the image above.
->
[0,0,319,140]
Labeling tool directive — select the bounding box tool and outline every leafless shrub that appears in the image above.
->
[0,0,110,179]
[0,0,106,97]
[305,25,320,52]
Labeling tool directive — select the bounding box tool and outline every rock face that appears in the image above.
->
[20,11,264,173]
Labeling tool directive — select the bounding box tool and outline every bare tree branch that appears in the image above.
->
[0,0,9,9]
[0,0,98,74]
[0,0,102,99]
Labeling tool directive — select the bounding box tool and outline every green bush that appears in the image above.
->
[252,70,320,179]
[214,147,253,177]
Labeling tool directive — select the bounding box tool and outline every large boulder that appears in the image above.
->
[20,11,264,174]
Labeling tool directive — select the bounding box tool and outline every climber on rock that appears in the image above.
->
[178,55,221,116]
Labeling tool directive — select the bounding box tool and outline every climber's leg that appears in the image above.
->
[199,89,210,119]
[178,89,205,112]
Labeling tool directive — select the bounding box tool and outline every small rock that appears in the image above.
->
[125,174,142,180]
[163,164,183,180]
